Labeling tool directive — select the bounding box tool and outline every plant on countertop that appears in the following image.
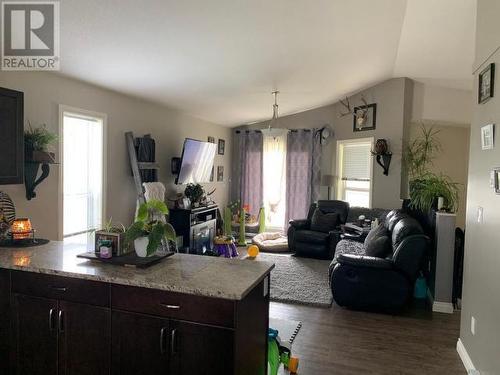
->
[125,200,176,256]
[184,183,204,204]
[101,217,126,233]
[403,124,460,213]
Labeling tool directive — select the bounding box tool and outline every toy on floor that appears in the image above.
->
[267,328,299,375]
[213,236,238,258]
[247,244,259,258]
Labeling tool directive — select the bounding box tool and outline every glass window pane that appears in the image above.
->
[345,190,370,208]
[345,180,370,189]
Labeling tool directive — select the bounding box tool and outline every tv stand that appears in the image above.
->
[170,204,218,254]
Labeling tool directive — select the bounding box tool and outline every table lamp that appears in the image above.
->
[321,174,337,200]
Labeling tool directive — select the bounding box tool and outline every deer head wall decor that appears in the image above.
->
[339,96,374,130]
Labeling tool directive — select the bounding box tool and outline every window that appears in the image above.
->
[262,129,287,230]
[62,108,105,242]
[336,138,373,208]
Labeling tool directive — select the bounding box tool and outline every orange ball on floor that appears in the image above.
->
[247,244,259,258]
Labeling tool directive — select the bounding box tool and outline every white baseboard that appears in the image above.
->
[432,301,454,314]
[456,338,478,373]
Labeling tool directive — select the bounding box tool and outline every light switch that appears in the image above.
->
[471,316,476,336]
[477,207,484,224]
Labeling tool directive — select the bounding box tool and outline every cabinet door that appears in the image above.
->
[169,320,233,375]
[0,270,10,374]
[111,311,169,375]
[11,294,58,375]
[58,301,111,375]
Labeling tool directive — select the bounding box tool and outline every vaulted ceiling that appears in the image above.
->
[58,0,476,126]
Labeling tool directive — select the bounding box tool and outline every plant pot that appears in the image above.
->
[32,151,56,163]
[134,236,151,258]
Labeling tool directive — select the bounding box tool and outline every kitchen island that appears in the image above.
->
[0,242,274,375]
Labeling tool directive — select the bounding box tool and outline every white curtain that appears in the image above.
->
[262,129,287,230]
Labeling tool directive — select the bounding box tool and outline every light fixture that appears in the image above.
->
[11,218,33,240]
[268,91,280,130]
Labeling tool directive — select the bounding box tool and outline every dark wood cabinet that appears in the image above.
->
[5,270,269,375]
[169,320,234,375]
[58,301,111,375]
[11,294,58,375]
[0,87,24,185]
[0,270,11,374]
[111,311,169,375]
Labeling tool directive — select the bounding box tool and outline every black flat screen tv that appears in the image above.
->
[175,138,216,184]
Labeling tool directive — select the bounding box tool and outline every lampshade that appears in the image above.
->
[321,174,336,187]
[11,218,32,240]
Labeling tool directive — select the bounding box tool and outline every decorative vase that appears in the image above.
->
[134,236,150,257]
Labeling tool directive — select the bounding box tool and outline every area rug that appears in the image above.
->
[269,318,302,345]
[257,253,333,307]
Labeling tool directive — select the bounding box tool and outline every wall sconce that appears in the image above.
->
[11,218,33,240]
[371,139,392,176]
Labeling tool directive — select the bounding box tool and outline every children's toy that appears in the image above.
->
[247,244,259,258]
[267,328,297,375]
[213,236,238,258]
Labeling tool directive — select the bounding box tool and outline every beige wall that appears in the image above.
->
[459,0,500,372]
[238,77,413,210]
[0,72,231,240]
[408,124,470,228]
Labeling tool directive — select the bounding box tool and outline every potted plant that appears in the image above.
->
[24,123,58,163]
[125,200,176,257]
[184,183,204,207]
[94,218,129,256]
[403,124,460,213]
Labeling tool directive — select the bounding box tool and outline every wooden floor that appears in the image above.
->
[270,301,465,375]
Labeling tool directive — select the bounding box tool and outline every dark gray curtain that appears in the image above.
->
[285,129,321,224]
[235,131,263,217]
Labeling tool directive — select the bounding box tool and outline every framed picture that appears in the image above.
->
[218,139,225,155]
[207,136,215,143]
[479,63,495,104]
[353,103,377,132]
[209,166,214,182]
[217,166,224,182]
[481,124,494,150]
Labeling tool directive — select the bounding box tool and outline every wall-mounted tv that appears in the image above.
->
[175,138,217,184]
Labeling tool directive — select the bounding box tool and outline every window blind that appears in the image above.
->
[341,142,371,181]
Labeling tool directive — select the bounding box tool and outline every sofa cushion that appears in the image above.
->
[364,224,392,258]
[317,200,349,224]
[384,210,409,232]
[392,218,423,249]
[334,239,365,260]
[294,230,329,244]
[310,209,339,233]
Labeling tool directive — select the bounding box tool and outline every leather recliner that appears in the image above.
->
[329,210,428,311]
[288,200,349,259]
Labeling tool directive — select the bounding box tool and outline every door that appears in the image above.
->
[169,320,233,375]
[11,294,58,375]
[58,301,111,375]
[111,311,169,375]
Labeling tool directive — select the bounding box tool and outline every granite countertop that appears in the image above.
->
[0,241,274,300]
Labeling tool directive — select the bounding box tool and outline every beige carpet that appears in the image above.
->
[257,253,333,307]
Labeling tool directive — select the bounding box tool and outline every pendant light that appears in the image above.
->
[268,91,280,130]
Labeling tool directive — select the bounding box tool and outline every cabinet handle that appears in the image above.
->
[159,303,180,310]
[50,286,67,292]
[48,309,56,331]
[58,310,64,333]
[159,327,167,355]
[170,328,177,355]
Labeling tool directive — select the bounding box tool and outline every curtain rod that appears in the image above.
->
[234,128,314,134]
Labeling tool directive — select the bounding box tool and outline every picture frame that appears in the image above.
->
[478,63,495,104]
[352,103,377,132]
[217,166,224,182]
[218,139,225,155]
[207,136,215,143]
[481,124,494,150]
[209,166,214,182]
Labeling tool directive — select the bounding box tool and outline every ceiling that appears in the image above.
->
[58,0,476,126]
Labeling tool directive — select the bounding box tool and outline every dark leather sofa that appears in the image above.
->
[288,200,349,259]
[329,210,428,311]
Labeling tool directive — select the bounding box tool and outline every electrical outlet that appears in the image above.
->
[471,316,476,336]
[477,207,484,224]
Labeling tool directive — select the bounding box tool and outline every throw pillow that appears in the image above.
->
[364,223,392,258]
[310,209,339,233]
